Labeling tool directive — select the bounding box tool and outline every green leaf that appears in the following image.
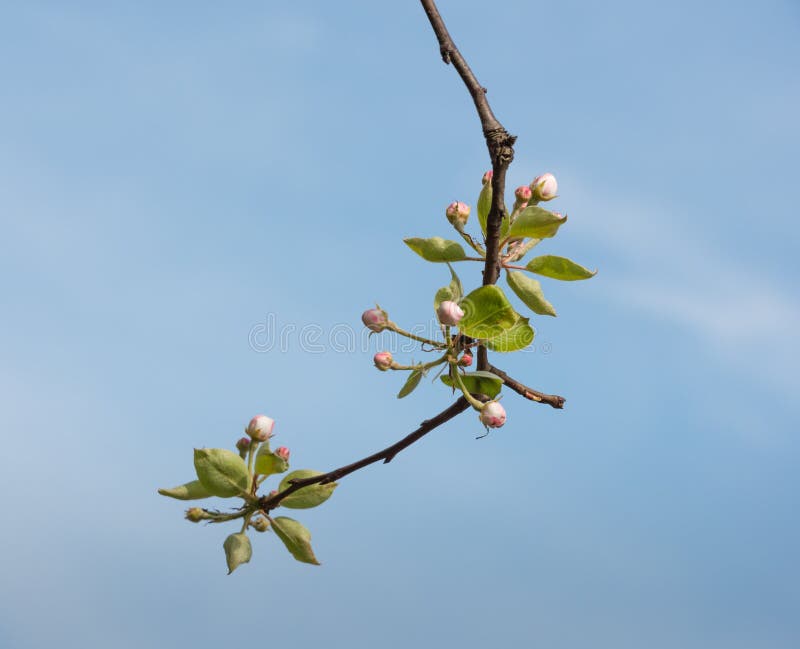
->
[506,271,557,317]
[506,206,567,240]
[278,470,337,509]
[223,532,252,574]
[458,285,518,339]
[477,180,492,236]
[193,448,250,498]
[434,264,463,310]
[397,369,423,398]
[157,479,213,501]
[254,444,289,477]
[486,315,535,352]
[441,370,503,399]
[403,237,467,263]
[271,516,320,565]
[525,255,597,281]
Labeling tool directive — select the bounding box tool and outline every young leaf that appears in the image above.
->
[397,369,423,398]
[254,444,289,477]
[223,532,252,574]
[271,516,320,565]
[506,206,567,240]
[525,255,597,281]
[458,285,518,339]
[193,448,250,498]
[486,316,535,352]
[506,271,557,317]
[278,470,338,509]
[157,479,213,501]
[404,237,467,262]
[477,179,492,236]
[434,264,463,311]
[440,370,503,398]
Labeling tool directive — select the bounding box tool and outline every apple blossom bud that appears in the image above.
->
[437,300,464,327]
[236,437,250,452]
[374,351,394,371]
[515,185,532,203]
[479,401,506,428]
[246,414,274,442]
[251,517,270,533]
[185,507,206,523]
[458,352,473,367]
[275,446,290,461]
[531,172,558,201]
[361,307,388,332]
[445,201,470,229]
[482,170,493,184]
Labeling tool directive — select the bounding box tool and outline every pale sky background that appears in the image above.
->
[1,1,799,648]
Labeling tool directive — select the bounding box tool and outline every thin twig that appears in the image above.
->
[258,397,471,513]
[488,364,566,409]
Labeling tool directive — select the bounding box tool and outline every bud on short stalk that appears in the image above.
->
[246,415,274,442]
[251,517,270,533]
[530,173,558,202]
[236,437,251,456]
[361,307,389,332]
[445,201,470,229]
[458,352,473,367]
[479,401,507,428]
[514,185,532,203]
[482,170,493,185]
[275,446,290,462]
[185,507,206,523]
[374,351,394,371]
[437,300,464,327]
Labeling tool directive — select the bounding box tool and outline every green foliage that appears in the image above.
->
[193,448,249,498]
[477,180,492,235]
[441,370,503,398]
[397,368,423,398]
[525,255,597,281]
[486,315,535,352]
[254,444,289,477]
[279,470,338,509]
[271,517,320,565]
[223,532,252,574]
[458,285,518,339]
[404,237,467,262]
[506,271,557,317]
[434,264,464,310]
[158,479,213,501]
[506,206,567,240]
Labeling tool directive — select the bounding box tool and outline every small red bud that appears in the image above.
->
[362,307,389,332]
[374,351,394,371]
[459,352,473,367]
[482,170,493,184]
[246,415,275,442]
[514,185,532,202]
[236,437,251,453]
[437,300,464,327]
[445,201,471,228]
[275,446,290,461]
[479,401,506,428]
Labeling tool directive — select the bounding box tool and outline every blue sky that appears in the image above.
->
[1,1,798,647]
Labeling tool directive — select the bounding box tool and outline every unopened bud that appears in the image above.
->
[514,185,532,203]
[445,201,470,229]
[275,446,290,461]
[374,351,394,371]
[459,352,473,367]
[246,414,275,442]
[482,170,493,184]
[251,517,270,533]
[185,507,206,523]
[531,172,558,201]
[437,300,464,327]
[236,437,251,453]
[479,401,507,428]
[362,307,389,332]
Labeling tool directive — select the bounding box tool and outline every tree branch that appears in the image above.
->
[419,0,516,372]
[488,364,566,409]
[258,397,470,513]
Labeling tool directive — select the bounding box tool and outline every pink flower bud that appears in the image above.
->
[514,185,532,202]
[445,201,470,228]
[246,414,275,441]
[437,300,464,327]
[236,437,251,452]
[531,173,558,201]
[458,352,473,367]
[374,351,394,371]
[479,401,506,428]
[482,170,493,184]
[361,307,388,332]
[275,446,290,461]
